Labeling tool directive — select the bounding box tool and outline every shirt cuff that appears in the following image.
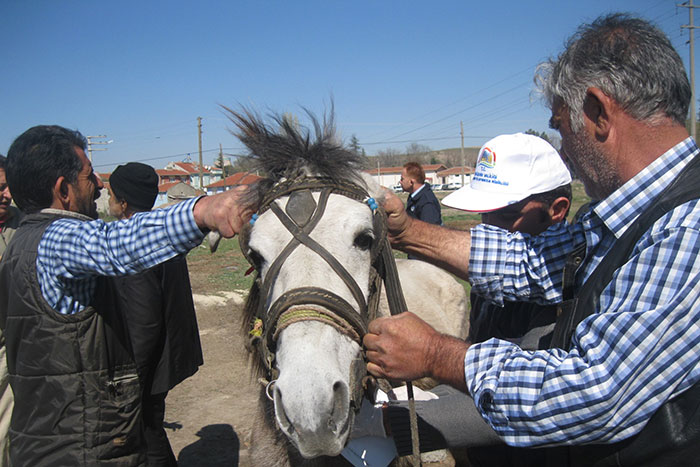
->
[464,339,520,430]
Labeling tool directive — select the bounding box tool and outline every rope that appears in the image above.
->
[273,306,362,344]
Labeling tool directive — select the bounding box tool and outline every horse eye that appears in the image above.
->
[353,231,374,251]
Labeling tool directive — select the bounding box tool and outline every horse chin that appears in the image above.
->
[277,410,353,458]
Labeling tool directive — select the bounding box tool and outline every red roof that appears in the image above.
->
[170,161,211,175]
[156,169,189,177]
[206,172,262,188]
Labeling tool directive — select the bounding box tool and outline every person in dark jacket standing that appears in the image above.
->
[400,162,442,226]
[400,162,442,259]
[0,125,250,466]
[108,162,204,466]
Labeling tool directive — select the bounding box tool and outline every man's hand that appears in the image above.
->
[381,189,413,245]
[192,186,253,238]
[364,312,469,391]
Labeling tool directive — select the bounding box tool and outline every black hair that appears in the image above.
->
[529,183,573,219]
[6,125,86,213]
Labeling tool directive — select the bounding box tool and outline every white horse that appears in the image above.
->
[229,107,467,464]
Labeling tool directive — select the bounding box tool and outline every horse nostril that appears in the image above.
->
[329,380,349,434]
[273,385,295,435]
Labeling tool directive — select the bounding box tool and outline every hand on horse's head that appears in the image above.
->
[193,186,254,238]
[380,188,413,244]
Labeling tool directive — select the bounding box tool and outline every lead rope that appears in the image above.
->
[378,236,421,467]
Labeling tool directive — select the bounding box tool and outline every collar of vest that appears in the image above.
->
[37,208,93,222]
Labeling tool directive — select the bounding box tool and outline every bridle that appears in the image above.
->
[240,175,422,465]
[239,176,407,411]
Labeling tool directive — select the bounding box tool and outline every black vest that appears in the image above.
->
[0,212,145,466]
[546,154,700,467]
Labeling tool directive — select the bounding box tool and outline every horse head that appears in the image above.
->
[229,106,389,458]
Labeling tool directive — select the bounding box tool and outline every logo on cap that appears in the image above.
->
[477,147,496,169]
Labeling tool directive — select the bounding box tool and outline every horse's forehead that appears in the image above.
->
[250,192,372,246]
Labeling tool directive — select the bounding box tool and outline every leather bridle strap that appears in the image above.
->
[265,287,368,350]
[258,188,333,313]
[267,201,368,314]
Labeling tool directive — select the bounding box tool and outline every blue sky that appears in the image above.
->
[1,1,693,171]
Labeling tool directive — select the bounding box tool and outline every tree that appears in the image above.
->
[404,143,432,163]
[349,134,361,156]
[376,148,404,167]
[524,129,561,150]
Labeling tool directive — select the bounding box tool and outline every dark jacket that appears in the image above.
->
[0,212,145,466]
[468,293,557,349]
[406,184,442,225]
[118,255,203,395]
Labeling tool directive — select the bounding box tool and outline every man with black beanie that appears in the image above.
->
[109,162,203,466]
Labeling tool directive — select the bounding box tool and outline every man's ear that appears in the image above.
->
[584,87,614,140]
[53,176,71,208]
[549,196,571,223]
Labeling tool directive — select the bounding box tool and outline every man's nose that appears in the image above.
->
[94,174,105,189]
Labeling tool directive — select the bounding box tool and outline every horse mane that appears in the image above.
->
[226,103,369,377]
[223,104,367,207]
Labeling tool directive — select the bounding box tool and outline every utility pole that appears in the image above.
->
[86,135,112,163]
[460,121,465,187]
[681,0,699,140]
[197,117,203,189]
[219,143,225,180]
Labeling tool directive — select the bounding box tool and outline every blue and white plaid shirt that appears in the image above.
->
[37,197,204,315]
[466,137,700,447]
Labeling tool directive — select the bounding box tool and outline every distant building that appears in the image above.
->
[163,181,205,206]
[205,172,262,195]
[163,161,213,190]
[364,163,447,188]
[436,166,474,187]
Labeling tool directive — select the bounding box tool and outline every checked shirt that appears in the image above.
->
[37,197,204,315]
[466,137,700,447]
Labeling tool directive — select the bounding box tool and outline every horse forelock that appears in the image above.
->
[222,104,367,187]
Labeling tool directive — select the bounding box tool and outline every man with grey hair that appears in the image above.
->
[364,13,700,465]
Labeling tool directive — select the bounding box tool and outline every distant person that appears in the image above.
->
[0,124,249,466]
[109,162,204,466]
[0,155,21,467]
[400,162,441,260]
[400,161,442,226]
[0,155,22,255]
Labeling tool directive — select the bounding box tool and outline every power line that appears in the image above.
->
[93,146,245,170]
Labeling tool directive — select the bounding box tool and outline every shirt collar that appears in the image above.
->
[411,183,426,198]
[593,137,699,238]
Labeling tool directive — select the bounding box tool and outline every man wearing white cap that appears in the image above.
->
[443,133,572,349]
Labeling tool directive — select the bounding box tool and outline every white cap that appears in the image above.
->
[442,133,572,212]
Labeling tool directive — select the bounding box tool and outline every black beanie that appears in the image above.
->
[109,162,159,210]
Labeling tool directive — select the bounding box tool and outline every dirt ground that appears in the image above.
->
[164,287,260,467]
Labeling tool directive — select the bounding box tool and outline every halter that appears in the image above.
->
[241,175,422,466]
[239,176,407,411]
